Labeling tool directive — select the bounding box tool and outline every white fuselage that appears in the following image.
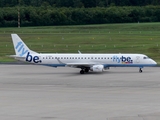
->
[24,52,157,68]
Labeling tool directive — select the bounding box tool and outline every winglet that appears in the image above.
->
[78,50,82,54]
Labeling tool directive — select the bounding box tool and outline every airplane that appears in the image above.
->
[10,34,157,74]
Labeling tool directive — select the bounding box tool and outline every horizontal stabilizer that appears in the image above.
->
[8,55,26,60]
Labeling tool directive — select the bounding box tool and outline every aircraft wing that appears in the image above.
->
[56,58,100,68]
[66,62,96,68]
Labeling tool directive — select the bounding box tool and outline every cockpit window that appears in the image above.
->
[143,56,149,59]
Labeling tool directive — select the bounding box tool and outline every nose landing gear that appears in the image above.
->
[139,68,143,73]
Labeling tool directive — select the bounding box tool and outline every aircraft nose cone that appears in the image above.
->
[151,59,157,65]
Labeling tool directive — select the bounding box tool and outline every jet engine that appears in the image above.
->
[90,65,104,72]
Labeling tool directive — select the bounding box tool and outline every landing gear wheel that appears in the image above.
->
[139,68,143,73]
[80,70,85,74]
[84,68,89,73]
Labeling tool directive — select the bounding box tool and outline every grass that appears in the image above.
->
[0,22,160,63]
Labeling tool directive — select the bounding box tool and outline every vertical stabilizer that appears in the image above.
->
[11,34,38,57]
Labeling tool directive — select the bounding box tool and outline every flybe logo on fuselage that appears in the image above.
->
[26,52,41,63]
[16,41,28,57]
[112,56,133,64]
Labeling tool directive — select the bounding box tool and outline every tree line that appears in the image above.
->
[0,6,160,27]
[0,0,160,8]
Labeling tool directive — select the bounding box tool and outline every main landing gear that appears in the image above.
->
[80,68,89,74]
[80,67,143,74]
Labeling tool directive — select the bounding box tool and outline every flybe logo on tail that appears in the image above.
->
[16,41,28,56]
[26,52,42,63]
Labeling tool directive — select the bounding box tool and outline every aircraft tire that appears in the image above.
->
[84,68,89,73]
[139,68,143,73]
[80,70,85,74]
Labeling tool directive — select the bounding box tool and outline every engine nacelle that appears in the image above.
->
[90,65,104,72]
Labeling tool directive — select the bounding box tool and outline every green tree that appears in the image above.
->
[56,0,74,7]
[73,0,84,7]
[31,0,43,6]
[81,0,97,7]
[23,0,31,6]
[0,0,5,7]
[0,10,4,26]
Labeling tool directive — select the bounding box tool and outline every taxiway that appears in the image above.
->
[0,65,160,120]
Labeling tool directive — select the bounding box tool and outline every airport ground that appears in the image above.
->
[0,64,160,120]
